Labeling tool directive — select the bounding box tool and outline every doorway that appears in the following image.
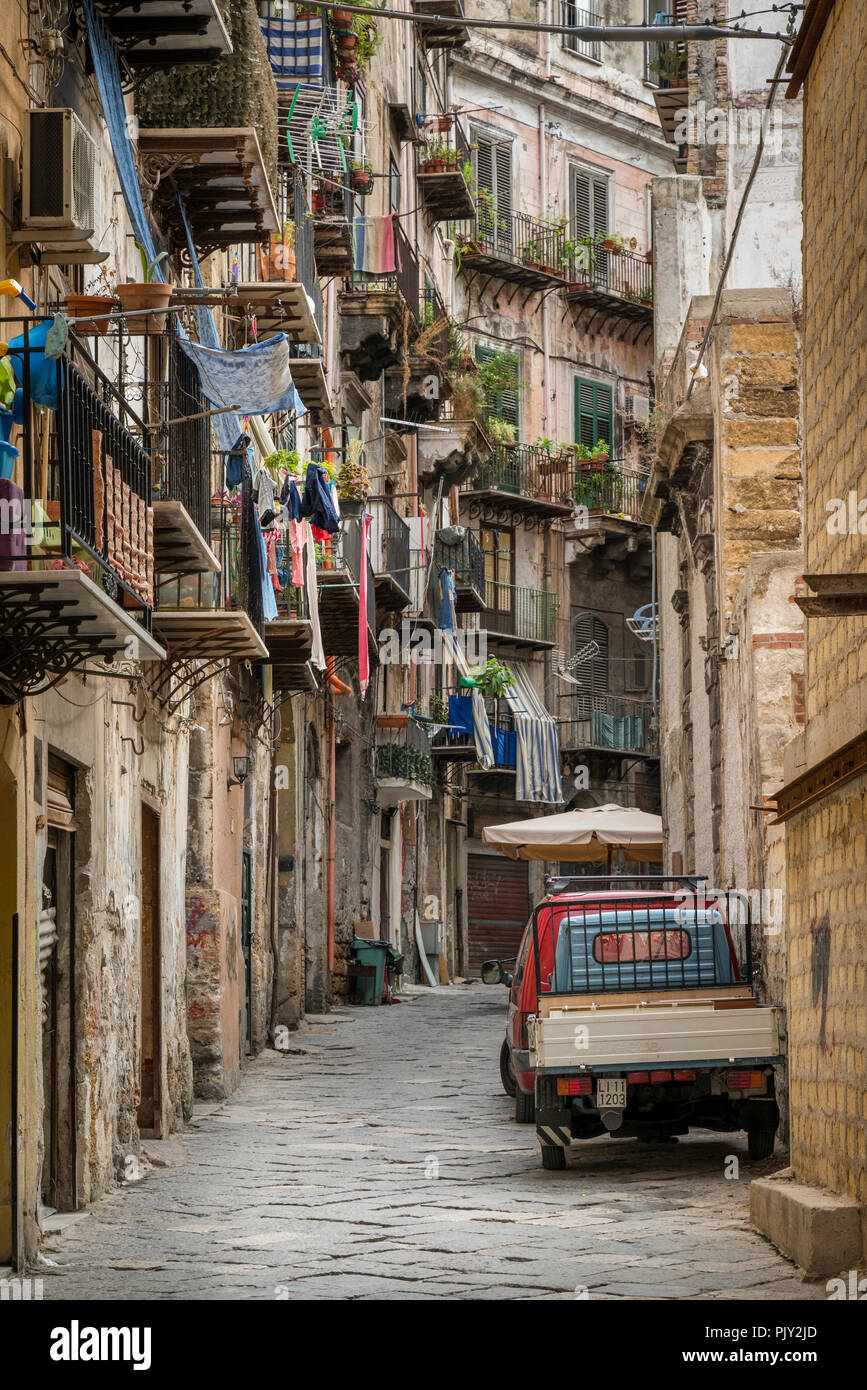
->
[40,754,77,1211]
[241,850,252,1054]
[138,804,161,1136]
[466,852,529,972]
[481,525,515,635]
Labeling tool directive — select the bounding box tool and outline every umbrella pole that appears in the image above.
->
[606,846,612,874]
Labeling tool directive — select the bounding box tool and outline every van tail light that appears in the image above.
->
[727,1070,764,1090]
[674,1070,696,1082]
[557,1077,592,1096]
[627,1071,649,1084]
[650,1070,672,1083]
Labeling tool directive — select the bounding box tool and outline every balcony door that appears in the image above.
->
[570,166,609,281]
[481,525,514,634]
[473,128,513,254]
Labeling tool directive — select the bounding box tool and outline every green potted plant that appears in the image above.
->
[116,244,172,332]
[336,440,370,517]
[486,417,516,447]
[428,694,448,725]
[351,159,375,195]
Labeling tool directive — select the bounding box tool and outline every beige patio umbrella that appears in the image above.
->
[481,803,663,867]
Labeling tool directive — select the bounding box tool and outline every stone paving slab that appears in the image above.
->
[38,985,827,1301]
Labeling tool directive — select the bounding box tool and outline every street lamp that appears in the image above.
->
[227,755,250,790]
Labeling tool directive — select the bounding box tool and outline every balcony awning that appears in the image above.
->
[96,1,232,65]
[0,569,166,703]
[151,609,268,661]
[231,283,320,343]
[137,128,279,249]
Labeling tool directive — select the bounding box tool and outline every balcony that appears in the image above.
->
[339,223,419,381]
[646,6,690,165]
[0,322,164,702]
[375,716,433,805]
[136,128,279,255]
[417,113,476,221]
[416,417,492,488]
[570,462,650,524]
[564,244,654,330]
[151,336,220,577]
[430,689,517,767]
[265,581,316,693]
[455,212,567,291]
[93,1,232,67]
[434,529,486,612]
[231,184,320,343]
[312,176,355,278]
[371,502,411,613]
[152,482,268,664]
[558,694,658,758]
[315,518,377,658]
[460,444,577,521]
[412,0,469,49]
[465,581,557,651]
[383,285,452,424]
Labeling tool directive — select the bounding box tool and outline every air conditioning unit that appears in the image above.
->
[23,108,97,236]
[625,394,651,424]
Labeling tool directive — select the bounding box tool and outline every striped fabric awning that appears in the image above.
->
[503,665,564,805]
[260,13,324,85]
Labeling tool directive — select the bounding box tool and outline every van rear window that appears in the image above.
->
[593,929,693,964]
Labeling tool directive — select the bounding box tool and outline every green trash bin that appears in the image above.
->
[350,936,390,1006]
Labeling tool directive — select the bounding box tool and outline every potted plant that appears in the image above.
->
[469,656,515,728]
[428,694,448,725]
[486,417,516,447]
[332,6,354,30]
[65,268,116,336]
[336,440,370,517]
[336,29,358,54]
[116,244,172,332]
[350,160,375,195]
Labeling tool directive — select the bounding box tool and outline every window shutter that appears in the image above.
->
[574,377,613,449]
[475,134,494,235]
[477,345,520,433]
[572,614,609,694]
[572,171,591,241]
[495,140,513,222]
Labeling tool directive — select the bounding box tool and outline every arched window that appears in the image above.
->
[572,614,609,694]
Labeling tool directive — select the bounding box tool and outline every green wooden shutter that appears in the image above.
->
[473,129,513,251]
[574,377,613,450]
[475,133,494,237]
[572,614,609,693]
[476,346,520,433]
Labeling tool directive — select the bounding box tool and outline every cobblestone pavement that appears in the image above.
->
[41,985,825,1300]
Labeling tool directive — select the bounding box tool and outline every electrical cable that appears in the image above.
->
[686,15,796,398]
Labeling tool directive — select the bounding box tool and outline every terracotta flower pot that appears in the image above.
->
[337,33,357,53]
[333,7,354,29]
[64,293,115,336]
[352,170,374,194]
[116,281,172,333]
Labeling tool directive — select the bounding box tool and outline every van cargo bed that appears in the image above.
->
[533,1000,779,1071]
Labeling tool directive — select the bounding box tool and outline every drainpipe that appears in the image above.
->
[539,103,551,433]
[327,670,337,975]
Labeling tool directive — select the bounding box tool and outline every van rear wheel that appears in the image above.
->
[515,1088,535,1123]
[541,1145,566,1171]
[499,1038,517,1097]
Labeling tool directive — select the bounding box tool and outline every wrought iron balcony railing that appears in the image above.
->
[565,244,653,306]
[463,444,576,511]
[558,694,658,756]
[153,335,212,545]
[467,580,557,646]
[572,463,650,520]
[561,2,602,60]
[429,686,517,765]
[376,717,434,789]
[372,501,411,597]
[434,528,485,601]
[0,322,154,620]
[345,220,421,322]
[455,210,566,284]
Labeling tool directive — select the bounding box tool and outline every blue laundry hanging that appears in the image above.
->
[299,462,340,534]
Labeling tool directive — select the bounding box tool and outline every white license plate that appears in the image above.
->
[596,1078,627,1108]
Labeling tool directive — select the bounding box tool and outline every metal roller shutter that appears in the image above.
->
[467,853,530,970]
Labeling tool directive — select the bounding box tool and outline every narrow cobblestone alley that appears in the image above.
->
[39,988,824,1301]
